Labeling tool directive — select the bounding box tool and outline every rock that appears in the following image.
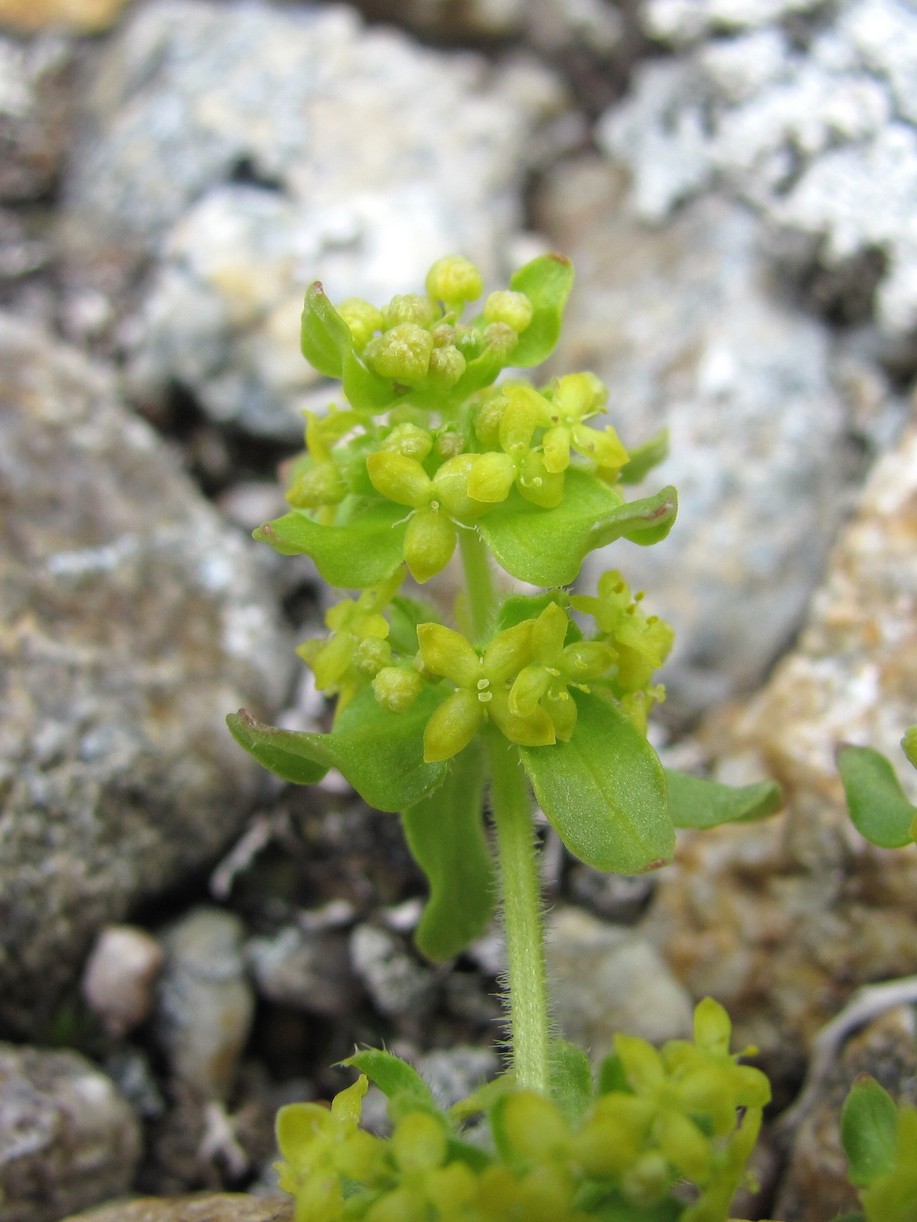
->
[0,1043,141,1222]
[156,909,254,1105]
[775,1003,917,1221]
[246,924,361,1021]
[0,0,128,34]
[601,0,917,347]
[62,1194,293,1222]
[58,0,569,437]
[82,924,165,1037]
[547,907,694,1051]
[350,923,437,1023]
[645,416,917,1085]
[0,314,293,1037]
[536,156,875,718]
[0,32,76,204]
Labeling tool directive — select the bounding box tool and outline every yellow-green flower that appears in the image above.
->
[298,575,401,711]
[416,620,555,761]
[541,373,628,476]
[508,602,613,742]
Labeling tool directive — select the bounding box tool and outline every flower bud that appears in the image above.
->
[483,321,519,360]
[425,255,483,306]
[383,293,439,330]
[353,636,392,675]
[453,324,483,360]
[426,344,467,388]
[404,508,457,584]
[364,323,434,384]
[483,290,534,333]
[285,459,347,508]
[380,423,433,461]
[337,298,383,347]
[372,665,423,713]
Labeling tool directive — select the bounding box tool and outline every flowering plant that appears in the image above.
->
[228,254,784,1219]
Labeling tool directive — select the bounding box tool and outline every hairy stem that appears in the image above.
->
[486,729,551,1093]
[460,527,550,1093]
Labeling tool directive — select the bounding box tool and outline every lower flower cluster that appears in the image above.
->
[275,999,770,1222]
[298,572,674,761]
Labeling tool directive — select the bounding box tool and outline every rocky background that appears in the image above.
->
[1,1,916,1219]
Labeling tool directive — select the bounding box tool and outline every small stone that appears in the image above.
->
[547,907,694,1050]
[246,925,361,1020]
[0,1043,141,1222]
[350,924,437,1021]
[156,908,255,1104]
[61,1194,293,1222]
[82,924,165,1037]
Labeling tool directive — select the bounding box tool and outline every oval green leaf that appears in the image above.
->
[838,744,917,849]
[520,691,674,874]
[665,769,783,830]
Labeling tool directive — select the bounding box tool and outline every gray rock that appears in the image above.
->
[0,32,75,204]
[547,907,694,1051]
[536,159,876,717]
[59,0,569,437]
[601,0,917,344]
[350,923,437,1021]
[641,0,825,43]
[156,909,255,1106]
[0,313,293,1037]
[0,1042,141,1222]
[246,924,361,1020]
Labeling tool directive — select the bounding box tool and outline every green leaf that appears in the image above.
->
[479,474,677,586]
[842,1077,899,1188]
[341,1048,436,1110]
[400,745,495,962]
[619,428,669,485]
[229,686,449,812]
[588,484,678,550]
[520,691,674,874]
[227,710,329,786]
[664,769,783,830]
[300,282,354,378]
[507,254,574,367]
[838,744,917,849]
[548,1039,594,1127]
[902,726,917,770]
[253,499,407,588]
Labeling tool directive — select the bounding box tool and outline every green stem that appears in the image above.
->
[459,527,550,1093]
[486,730,551,1093]
[458,528,497,642]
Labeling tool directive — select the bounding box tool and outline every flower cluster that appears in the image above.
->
[283,255,634,586]
[274,999,770,1222]
[297,579,673,760]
